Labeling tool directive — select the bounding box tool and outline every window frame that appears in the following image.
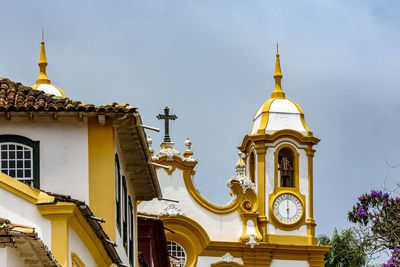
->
[122,176,128,251]
[248,151,256,183]
[0,135,40,188]
[168,241,187,266]
[128,197,134,265]
[115,154,121,233]
[278,147,295,188]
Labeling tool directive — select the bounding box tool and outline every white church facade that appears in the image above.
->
[139,49,330,267]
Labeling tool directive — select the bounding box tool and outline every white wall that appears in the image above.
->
[69,226,97,267]
[0,187,51,247]
[139,167,243,242]
[0,117,89,203]
[196,256,244,266]
[270,259,309,267]
[0,247,26,267]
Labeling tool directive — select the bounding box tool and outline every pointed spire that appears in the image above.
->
[31,32,66,97]
[271,43,285,99]
[35,30,51,85]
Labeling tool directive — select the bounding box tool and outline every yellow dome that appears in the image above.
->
[250,49,310,136]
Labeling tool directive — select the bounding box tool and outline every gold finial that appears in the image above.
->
[271,43,285,99]
[34,31,51,86]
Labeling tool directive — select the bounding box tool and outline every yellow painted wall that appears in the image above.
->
[88,117,116,241]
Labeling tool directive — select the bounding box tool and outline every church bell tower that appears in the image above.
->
[238,47,320,246]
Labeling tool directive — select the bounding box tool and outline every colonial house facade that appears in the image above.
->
[0,38,163,266]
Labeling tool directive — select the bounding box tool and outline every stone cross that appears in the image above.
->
[157,106,177,142]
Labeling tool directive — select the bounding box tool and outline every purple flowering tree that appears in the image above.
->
[348,190,400,266]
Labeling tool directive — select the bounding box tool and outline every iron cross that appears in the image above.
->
[157,106,177,142]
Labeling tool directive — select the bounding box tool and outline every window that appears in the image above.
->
[248,151,255,183]
[122,176,127,251]
[278,147,294,187]
[115,154,121,232]
[0,135,39,188]
[168,241,187,267]
[128,197,134,266]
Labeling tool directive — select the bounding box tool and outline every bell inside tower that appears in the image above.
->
[278,147,294,187]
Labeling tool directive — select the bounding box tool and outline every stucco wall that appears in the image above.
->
[139,167,243,242]
[69,226,97,267]
[0,117,89,203]
[0,187,51,246]
[196,256,244,266]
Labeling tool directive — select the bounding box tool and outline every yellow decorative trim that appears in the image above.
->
[238,129,319,153]
[0,172,54,204]
[38,202,113,267]
[288,99,312,135]
[153,156,242,214]
[306,146,317,244]
[268,189,306,231]
[255,147,266,217]
[273,143,300,190]
[201,241,330,266]
[71,252,86,267]
[256,98,274,135]
[266,234,309,245]
[157,156,261,245]
[239,213,262,243]
[162,216,210,267]
[88,117,116,241]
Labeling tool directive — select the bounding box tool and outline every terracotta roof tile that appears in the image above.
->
[0,78,137,113]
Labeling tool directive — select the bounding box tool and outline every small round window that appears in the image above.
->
[168,241,187,266]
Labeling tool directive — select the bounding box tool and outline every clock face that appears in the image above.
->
[273,193,302,224]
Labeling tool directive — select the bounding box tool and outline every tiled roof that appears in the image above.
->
[0,218,60,266]
[0,78,137,113]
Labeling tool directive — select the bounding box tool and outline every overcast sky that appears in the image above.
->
[2,0,400,259]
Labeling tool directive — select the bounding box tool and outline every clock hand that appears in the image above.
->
[286,200,289,218]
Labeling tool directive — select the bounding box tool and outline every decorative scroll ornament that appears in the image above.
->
[157,142,180,161]
[160,203,184,217]
[228,152,256,194]
[221,253,234,263]
[246,234,260,248]
[226,152,262,245]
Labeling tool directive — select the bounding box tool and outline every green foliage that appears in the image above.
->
[319,228,367,267]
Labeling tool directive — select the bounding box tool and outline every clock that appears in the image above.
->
[273,193,302,224]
